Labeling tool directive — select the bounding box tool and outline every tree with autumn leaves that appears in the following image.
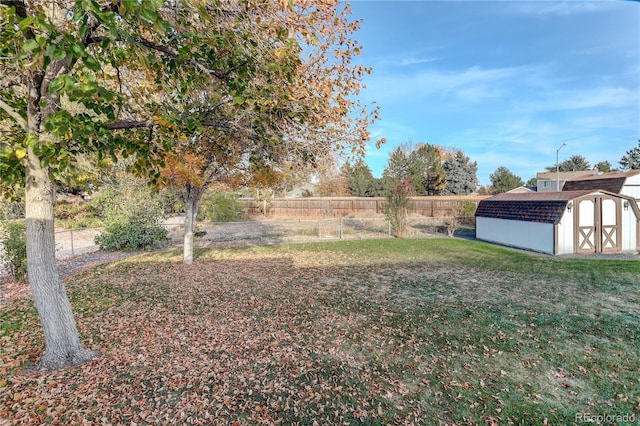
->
[0,0,379,371]
[158,1,379,264]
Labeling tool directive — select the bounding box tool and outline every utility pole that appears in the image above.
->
[556,143,567,191]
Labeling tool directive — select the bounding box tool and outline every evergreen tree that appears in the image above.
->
[409,144,446,195]
[383,147,410,182]
[490,167,524,193]
[593,161,612,173]
[619,140,640,170]
[382,146,411,194]
[442,150,478,195]
[343,159,378,197]
[545,155,591,172]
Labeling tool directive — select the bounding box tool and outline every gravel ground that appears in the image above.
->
[557,251,640,260]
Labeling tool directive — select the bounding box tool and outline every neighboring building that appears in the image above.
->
[475,190,640,255]
[563,169,640,207]
[506,186,536,194]
[536,170,596,192]
[286,182,316,198]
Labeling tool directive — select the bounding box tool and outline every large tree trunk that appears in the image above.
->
[182,186,204,265]
[183,196,196,265]
[25,147,97,371]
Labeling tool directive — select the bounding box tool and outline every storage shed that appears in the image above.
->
[475,190,640,255]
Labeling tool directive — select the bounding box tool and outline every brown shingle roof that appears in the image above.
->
[562,176,625,193]
[475,190,596,224]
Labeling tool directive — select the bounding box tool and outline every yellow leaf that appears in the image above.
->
[15,148,27,159]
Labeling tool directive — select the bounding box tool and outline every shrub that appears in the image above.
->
[460,200,477,217]
[0,200,25,220]
[54,199,102,229]
[201,193,244,222]
[0,220,27,281]
[384,178,414,237]
[95,205,167,251]
[94,176,168,251]
[157,187,184,215]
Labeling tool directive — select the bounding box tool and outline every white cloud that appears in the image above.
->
[366,65,528,102]
[399,57,438,67]
[511,86,639,114]
[505,1,624,17]
[553,87,638,110]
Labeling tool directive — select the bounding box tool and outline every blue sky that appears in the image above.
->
[348,1,639,186]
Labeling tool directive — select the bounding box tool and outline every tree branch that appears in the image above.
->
[106,118,232,131]
[106,120,153,130]
[133,37,242,82]
[84,35,238,82]
[0,75,22,91]
[0,96,28,131]
[81,1,121,47]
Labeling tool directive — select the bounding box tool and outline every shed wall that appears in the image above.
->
[621,174,640,206]
[621,208,639,251]
[476,217,555,254]
[556,210,574,255]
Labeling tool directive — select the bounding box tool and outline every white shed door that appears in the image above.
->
[601,198,619,252]
[575,196,621,254]
[576,199,596,253]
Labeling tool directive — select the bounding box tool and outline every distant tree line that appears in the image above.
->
[321,142,478,198]
[323,139,640,197]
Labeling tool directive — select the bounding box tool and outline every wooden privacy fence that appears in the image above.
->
[241,196,488,219]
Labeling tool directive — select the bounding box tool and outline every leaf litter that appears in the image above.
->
[1,242,638,425]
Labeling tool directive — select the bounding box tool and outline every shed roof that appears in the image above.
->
[475,190,598,224]
[562,170,640,194]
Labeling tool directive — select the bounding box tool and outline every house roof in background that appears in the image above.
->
[506,186,536,194]
[562,170,640,194]
[536,170,595,180]
[487,190,596,202]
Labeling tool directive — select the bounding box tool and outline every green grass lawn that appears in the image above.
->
[1,239,639,425]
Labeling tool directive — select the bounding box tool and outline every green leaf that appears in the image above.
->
[233,96,245,105]
[78,23,89,38]
[26,133,39,149]
[140,8,158,23]
[48,78,65,93]
[70,43,85,58]
[50,44,67,60]
[82,55,101,71]
[18,16,35,32]
[22,39,39,52]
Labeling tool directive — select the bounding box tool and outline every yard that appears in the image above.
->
[1,239,638,425]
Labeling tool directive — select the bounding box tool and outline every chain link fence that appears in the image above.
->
[165,216,475,245]
[2,216,475,275]
[54,227,103,259]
